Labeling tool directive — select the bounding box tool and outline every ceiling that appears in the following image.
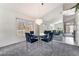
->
[43,5,63,23]
[0,3,62,19]
[63,3,76,23]
[63,3,76,10]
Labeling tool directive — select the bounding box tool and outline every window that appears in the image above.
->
[16,18,34,38]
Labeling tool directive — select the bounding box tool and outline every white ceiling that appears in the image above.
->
[63,3,76,10]
[0,3,62,19]
[43,4,63,23]
[63,3,76,23]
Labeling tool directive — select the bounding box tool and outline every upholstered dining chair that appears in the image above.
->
[25,33,38,43]
[41,31,53,42]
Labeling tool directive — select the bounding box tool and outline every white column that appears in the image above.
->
[75,10,79,46]
[34,23,39,36]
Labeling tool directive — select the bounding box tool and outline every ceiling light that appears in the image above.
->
[50,24,54,27]
[35,19,43,25]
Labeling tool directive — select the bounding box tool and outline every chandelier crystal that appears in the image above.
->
[35,19,43,25]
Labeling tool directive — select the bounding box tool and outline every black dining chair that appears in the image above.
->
[53,30,60,35]
[41,31,53,42]
[30,31,34,34]
[25,33,38,43]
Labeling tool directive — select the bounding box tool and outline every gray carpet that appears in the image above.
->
[0,40,79,56]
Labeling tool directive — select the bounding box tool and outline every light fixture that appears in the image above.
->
[35,3,44,25]
[41,3,44,5]
[35,19,43,25]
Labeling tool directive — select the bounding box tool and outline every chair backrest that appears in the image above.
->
[25,33,29,38]
[30,31,34,34]
[25,33,31,41]
[49,32,53,39]
[53,30,60,35]
[44,31,51,34]
[53,30,56,34]
[44,31,53,39]
[44,32,53,41]
[44,31,48,34]
[48,31,51,33]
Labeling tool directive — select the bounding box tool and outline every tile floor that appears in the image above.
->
[0,39,79,56]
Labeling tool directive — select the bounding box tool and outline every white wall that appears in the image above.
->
[0,7,32,47]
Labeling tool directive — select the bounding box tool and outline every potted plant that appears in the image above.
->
[70,3,79,12]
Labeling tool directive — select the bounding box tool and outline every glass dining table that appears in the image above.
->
[35,33,45,47]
